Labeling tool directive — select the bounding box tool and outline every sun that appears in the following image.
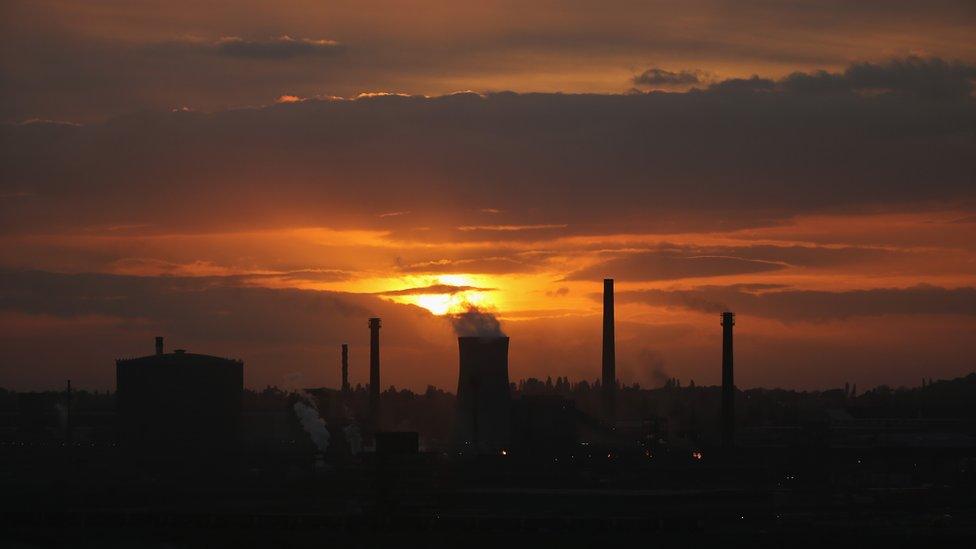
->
[414,293,455,316]
[387,274,494,316]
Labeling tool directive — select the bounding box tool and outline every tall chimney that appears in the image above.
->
[368,318,381,431]
[155,336,164,356]
[602,278,616,420]
[721,312,735,448]
[341,343,350,393]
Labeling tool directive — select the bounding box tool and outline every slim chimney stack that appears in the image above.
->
[155,336,164,356]
[721,312,735,448]
[341,343,350,393]
[368,318,381,431]
[602,278,616,420]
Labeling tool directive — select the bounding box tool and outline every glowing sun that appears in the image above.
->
[392,274,493,315]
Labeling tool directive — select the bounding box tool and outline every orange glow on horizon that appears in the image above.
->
[383,274,494,315]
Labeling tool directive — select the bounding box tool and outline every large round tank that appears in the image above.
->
[116,343,243,459]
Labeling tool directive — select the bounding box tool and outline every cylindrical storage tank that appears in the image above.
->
[455,336,511,453]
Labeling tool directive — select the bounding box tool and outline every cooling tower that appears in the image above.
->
[455,336,511,453]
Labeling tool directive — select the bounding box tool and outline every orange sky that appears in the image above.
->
[2,204,974,391]
[1,1,975,391]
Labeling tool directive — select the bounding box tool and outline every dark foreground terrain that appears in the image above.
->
[2,444,975,548]
[3,376,975,547]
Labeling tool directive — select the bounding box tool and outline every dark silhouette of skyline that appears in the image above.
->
[2,3,974,541]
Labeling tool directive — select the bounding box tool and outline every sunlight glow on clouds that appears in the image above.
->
[1,0,974,394]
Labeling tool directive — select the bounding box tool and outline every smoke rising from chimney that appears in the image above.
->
[637,348,670,388]
[293,400,330,453]
[343,424,363,455]
[450,306,505,337]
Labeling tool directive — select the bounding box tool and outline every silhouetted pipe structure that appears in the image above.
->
[155,336,164,356]
[341,343,350,393]
[455,337,511,453]
[721,312,735,448]
[602,278,616,420]
[369,318,381,431]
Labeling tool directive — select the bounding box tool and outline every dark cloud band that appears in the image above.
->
[620,284,976,321]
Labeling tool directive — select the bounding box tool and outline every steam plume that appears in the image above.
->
[343,424,363,455]
[293,400,330,453]
[450,305,505,337]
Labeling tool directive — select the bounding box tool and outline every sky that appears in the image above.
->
[1,1,974,392]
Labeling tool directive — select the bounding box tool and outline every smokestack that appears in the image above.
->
[155,336,164,356]
[602,278,616,420]
[455,336,511,453]
[721,312,735,448]
[341,343,350,393]
[368,318,381,432]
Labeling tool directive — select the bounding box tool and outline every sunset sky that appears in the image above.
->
[1,1,974,392]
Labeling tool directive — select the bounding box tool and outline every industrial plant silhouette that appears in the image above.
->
[2,278,975,547]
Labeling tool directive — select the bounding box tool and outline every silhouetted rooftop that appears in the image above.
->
[116,351,242,367]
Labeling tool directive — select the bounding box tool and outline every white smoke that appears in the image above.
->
[343,424,363,455]
[450,305,505,337]
[293,400,330,453]
[55,402,68,431]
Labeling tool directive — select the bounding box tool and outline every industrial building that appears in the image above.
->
[510,395,578,456]
[116,337,243,458]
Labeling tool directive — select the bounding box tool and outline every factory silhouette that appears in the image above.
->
[112,278,737,458]
[3,278,976,546]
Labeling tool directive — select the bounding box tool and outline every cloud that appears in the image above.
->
[619,284,976,321]
[703,57,976,100]
[395,257,541,275]
[104,258,352,282]
[375,283,495,296]
[0,269,466,389]
[720,245,896,268]
[5,0,976,121]
[3,271,975,391]
[456,224,568,232]
[4,68,972,238]
[570,244,904,281]
[706,76,776,94]
[0,270,402,342]
[780,56,976,100]
[568,251,783,281]
[257,269,352,283]
[387,242,909,281]
[633,68,702,87]
[143,36,344,60]
[546,287,570,297]
[210,36,342,59]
